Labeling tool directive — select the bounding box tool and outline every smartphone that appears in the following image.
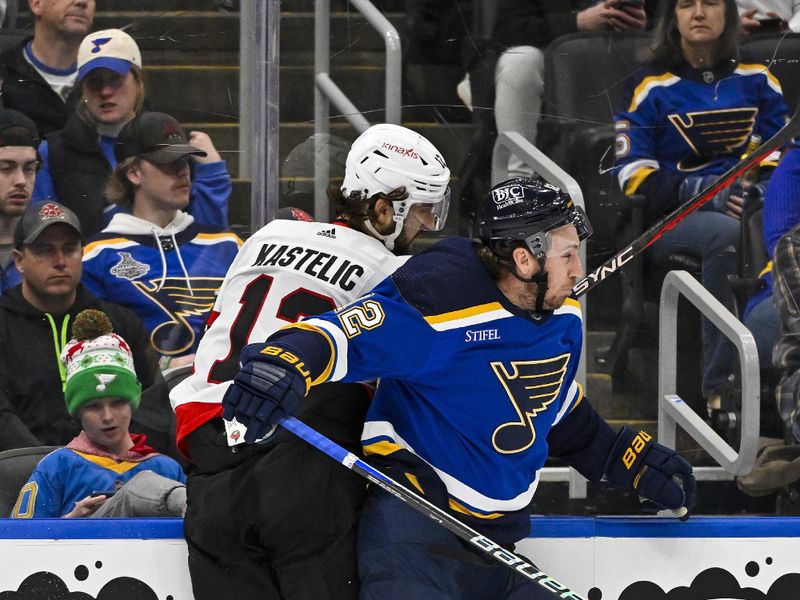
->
[90,490,117,498]
[615,0,644,9]
[756,16,784,31]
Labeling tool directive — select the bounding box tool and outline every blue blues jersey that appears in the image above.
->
[272,237,601,545]
[614,60,787,221]
[82,212,241,356]
[11,447,185,518]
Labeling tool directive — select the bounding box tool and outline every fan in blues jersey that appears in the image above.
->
[222,177,696,600]
[613,0,788,422]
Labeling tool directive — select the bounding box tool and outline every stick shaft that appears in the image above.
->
[573,104,800,298]
[279,415,586,600]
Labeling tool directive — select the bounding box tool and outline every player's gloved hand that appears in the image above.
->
[603,427,696,519]
[222,343,309,443]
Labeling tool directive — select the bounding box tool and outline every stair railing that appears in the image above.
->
[658,270,760,481]
[313,0,402,221]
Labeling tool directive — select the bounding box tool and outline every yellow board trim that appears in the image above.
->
[424,302,505,326]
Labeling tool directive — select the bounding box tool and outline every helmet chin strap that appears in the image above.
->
[511,256,549,314]
[364,219,402,251]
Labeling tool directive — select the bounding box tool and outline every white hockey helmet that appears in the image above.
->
[341,123,451,249]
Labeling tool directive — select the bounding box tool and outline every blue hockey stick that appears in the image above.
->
[280,415,586,600]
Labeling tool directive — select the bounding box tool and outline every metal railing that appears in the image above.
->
[313,0,402,221]
[658,270,760,480]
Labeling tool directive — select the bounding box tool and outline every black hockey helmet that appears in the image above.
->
[477,177,592,260]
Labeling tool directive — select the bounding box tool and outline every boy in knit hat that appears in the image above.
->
[11,308,185,519]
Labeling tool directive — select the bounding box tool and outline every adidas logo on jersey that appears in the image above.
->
[316,228,336,239]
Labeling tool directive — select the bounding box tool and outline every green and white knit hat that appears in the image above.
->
[61,310,141,417]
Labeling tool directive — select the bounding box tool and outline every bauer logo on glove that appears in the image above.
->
[604,427,696,518]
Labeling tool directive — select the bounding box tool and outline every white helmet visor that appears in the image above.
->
[397,187,450,232]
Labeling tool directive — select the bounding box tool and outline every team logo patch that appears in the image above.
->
[38,202,65,220]
[491,354,571,454]
[110,252,150,280]
[90,37,113,54]
[669,107,758,171]
[491,185,526,210]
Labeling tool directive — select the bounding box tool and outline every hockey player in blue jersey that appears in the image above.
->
[221,177,696,599]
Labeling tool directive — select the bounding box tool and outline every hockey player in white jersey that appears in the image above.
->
[170,124,450,600]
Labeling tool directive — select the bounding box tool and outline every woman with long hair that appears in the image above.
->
[613,0,787,420]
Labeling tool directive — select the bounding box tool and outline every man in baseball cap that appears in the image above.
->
[114,111,207,165]
[14,199,82,249]
[76,28,142,84]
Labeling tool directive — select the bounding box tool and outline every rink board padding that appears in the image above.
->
[1,516,799,599]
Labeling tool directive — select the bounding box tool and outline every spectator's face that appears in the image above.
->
[78,397,132,453]
[128,158,192,212]
[675,0,726,44]
[13,224,82,300]
[30,0,95,38]
[82,69,138,126]
[0,147,37,218]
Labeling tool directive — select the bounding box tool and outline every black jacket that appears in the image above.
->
[0,38,78,138]
[0,284,173,453]
[46,112,111,237]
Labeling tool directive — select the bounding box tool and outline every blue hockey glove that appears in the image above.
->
[222,343,309,443]
[603,427,696,519]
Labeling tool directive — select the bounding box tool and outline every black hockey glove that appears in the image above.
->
[603,427,696,519]
[222,343,309,443]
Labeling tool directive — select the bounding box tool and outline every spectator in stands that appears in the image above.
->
[32,28,230,237]
[741,145,798,381]
[764,144,800,441]
[737,1,800,32]
[490,0,651,178]
[81,112,242,367]
[11,308,186,519]
[0,0,95,137]
[0,199,173,454]
[0,109,40,294]
[613,0,787,418]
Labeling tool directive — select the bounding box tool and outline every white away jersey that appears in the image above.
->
[170,219,406,452]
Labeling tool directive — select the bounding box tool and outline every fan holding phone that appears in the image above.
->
[738,2,800,33]
[491,0,652,179]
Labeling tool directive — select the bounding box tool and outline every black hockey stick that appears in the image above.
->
[573,103,800,298]
[279,415,587,600]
